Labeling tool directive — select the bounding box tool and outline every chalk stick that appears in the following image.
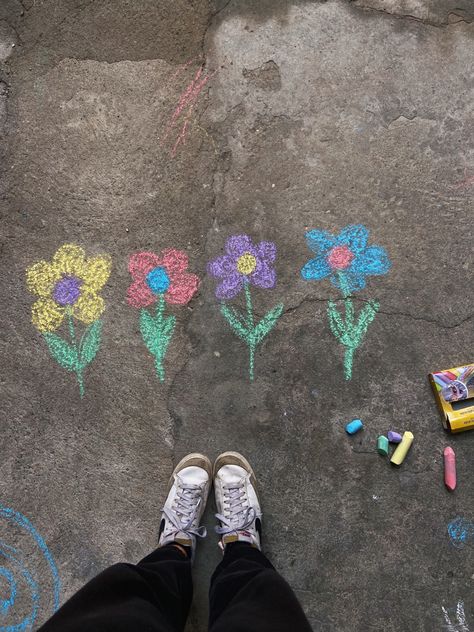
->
[390,431,414,466]
[444,446,456,491]
[387,431,402,443]
[377,435,389,456]
[345,419,363,435]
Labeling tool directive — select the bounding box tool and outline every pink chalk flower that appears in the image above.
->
[127,249,200,382]
[127,249,199,308]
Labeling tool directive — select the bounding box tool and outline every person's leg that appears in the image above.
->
[209,543,312,632]
[209,452,312,632]
[39,544,193,632]
[39,453,212,632]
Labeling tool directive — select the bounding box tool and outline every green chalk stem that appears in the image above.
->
[244,283,256,380]
[67,312,84,397]
[220,282,283,381]
[327,273,379,381]
[139,294,176,383]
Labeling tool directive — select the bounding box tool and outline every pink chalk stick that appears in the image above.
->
[444,446,456,491]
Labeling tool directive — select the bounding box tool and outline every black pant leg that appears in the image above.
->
[208,542,312,632]
[38,545,193,632]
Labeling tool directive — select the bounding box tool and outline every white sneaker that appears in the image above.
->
[158,453,212,557]
[214,451,262,550]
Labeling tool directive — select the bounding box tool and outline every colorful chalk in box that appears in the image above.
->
[429,363,474,433]
[345,418,363,435]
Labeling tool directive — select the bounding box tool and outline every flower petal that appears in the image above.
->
[301,256,331,280]
[26,260,61,297]
[225,234,253,257]
[329,271,366,294]
[305,229,337,255]
[249,261,276,289]
[161,249,189,275]
[255,241,277,263]
[215,273,243,300]
[128,251,162,281]
[207,254,236,278]
[81,254,112,292]
[72,292,105,324]
[337,224,369,254]
[351,245,391,276]
[165,272,200,305]
[127,280,156,308]
[53,244,86,276]
[31,298,64,332]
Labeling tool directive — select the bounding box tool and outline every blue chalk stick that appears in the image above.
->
[346,419,363,435]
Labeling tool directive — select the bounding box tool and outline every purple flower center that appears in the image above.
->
[53,275,82,306]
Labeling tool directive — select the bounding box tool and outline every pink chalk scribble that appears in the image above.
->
[162,60,217,157]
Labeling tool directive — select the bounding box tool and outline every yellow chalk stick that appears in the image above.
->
[390,431,414,466]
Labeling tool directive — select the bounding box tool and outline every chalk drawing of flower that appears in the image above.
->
[26,243,111,397]
[127,249,200,382]
[301,224,391,380]
[208,234,283,380]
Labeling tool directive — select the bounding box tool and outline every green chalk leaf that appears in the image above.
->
[43,333,79,371]
[352,301,379,346]
[140,309,176,361]
[157,314,176,359]
[161,314,176,341]
[220,303,249,342]
[79,320,103,367]
[228,304,248,329]
[140,309,160,355]
[253,303,284,346]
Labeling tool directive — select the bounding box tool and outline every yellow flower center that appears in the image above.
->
[236,253,257,275]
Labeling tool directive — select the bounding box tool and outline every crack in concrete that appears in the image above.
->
[282,295,474,330]
[166,0,224,462]
[211,0,234,19]
[349,1,473,28]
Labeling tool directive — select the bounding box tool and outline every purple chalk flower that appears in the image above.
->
[207,234,277,300]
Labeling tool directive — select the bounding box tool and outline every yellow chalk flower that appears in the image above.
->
[26,244,111,333]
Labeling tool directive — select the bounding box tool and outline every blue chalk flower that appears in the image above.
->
[301,224,391,294]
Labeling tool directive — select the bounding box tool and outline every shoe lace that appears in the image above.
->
[215,481,256,535]
[163,482,207,540]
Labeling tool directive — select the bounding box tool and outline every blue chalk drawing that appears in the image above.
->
[300,224,391,380]
[447,516,474,549]
[0,505,60,631]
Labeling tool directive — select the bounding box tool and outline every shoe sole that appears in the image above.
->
[167,453,213,494]
[213,451,258,490]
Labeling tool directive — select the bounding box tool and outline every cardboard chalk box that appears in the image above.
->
[429,363,474,433]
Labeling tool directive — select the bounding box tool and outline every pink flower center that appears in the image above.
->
[326,245,354,270]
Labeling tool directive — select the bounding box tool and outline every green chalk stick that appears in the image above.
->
[377,435,389,456]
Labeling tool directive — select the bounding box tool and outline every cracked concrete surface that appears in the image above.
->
[0,0,473,630]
